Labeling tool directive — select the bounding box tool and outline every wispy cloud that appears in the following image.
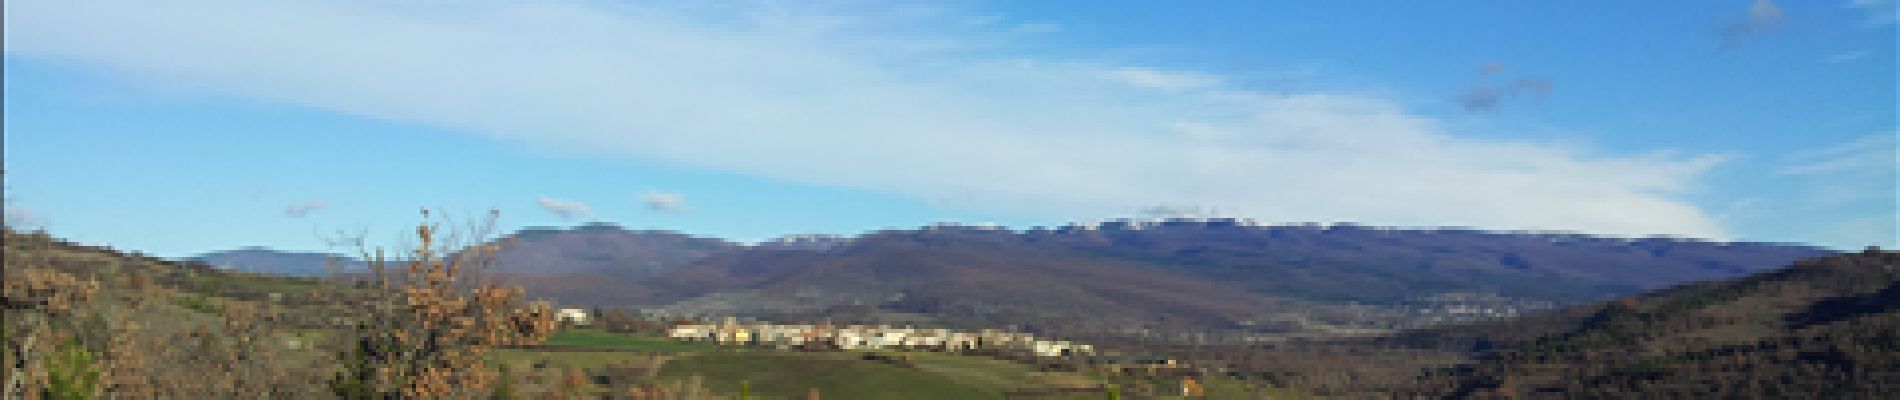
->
[1,170,36,229]
[1456,86,1506,112]
[1778,132,1897,224]
[1104,67,1222,92]
[1136,205,1226,219]
[283,200,326,218]
[1849,0,1898,28]
[1772,132,1898,248]
[1826,49,1874,63]
[1720,0,1786,50]
[1479,61,1507,76]
[4,205,41,229]
[1011,22,1059,34]
[1779,132,1898,176]
[3,0,1734,238]
[535,196,593,221]
[642,191,687,213]
[1457,62,1553,113]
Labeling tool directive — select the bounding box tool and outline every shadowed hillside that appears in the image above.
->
[1397,248,1898,398]
[1189,249,1896,398]
[636,232,1339,335]
[492,222,741,277]
[1016,223,1832,304]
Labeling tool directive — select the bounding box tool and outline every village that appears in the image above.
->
[542,310,1215,397]
[662,317,1096,359]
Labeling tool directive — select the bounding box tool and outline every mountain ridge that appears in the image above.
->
[191,221,1835,339]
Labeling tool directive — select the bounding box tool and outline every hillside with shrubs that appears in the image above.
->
[1,212,745,399]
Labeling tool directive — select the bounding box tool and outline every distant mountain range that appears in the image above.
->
[193,220,1834,338]
[189,246,365,277]
[188,222,738,278]
[492,222,740,277]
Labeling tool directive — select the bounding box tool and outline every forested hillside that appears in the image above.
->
[1401,248,1898,398]
[1185,249,1896,399]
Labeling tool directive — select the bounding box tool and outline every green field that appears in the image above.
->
[498,329,1305,399]
[492,329,704,370]
[904,351,1099,389]
[542,329,718,352]
[492,349,667,371]
[659,351,1000,400]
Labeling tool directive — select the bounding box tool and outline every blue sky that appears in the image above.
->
[4,0,1894,258]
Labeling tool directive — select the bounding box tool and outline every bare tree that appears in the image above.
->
[328,208,557,399]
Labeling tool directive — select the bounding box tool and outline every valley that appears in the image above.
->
[100,220,1889,398]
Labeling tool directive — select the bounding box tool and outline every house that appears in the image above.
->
[670,324,713,341]
[557,308,590,326]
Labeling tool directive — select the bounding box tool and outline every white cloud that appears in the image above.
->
[642,191,687,213]
[283,200,327,218]
[2,0,1734,238]
[535,196,593,221]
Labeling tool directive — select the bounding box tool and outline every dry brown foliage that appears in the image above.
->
[329,209,557,399]
[4,229,330,399]
[4,266,100,399]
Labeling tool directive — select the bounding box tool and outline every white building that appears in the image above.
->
[556,308,591,326]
